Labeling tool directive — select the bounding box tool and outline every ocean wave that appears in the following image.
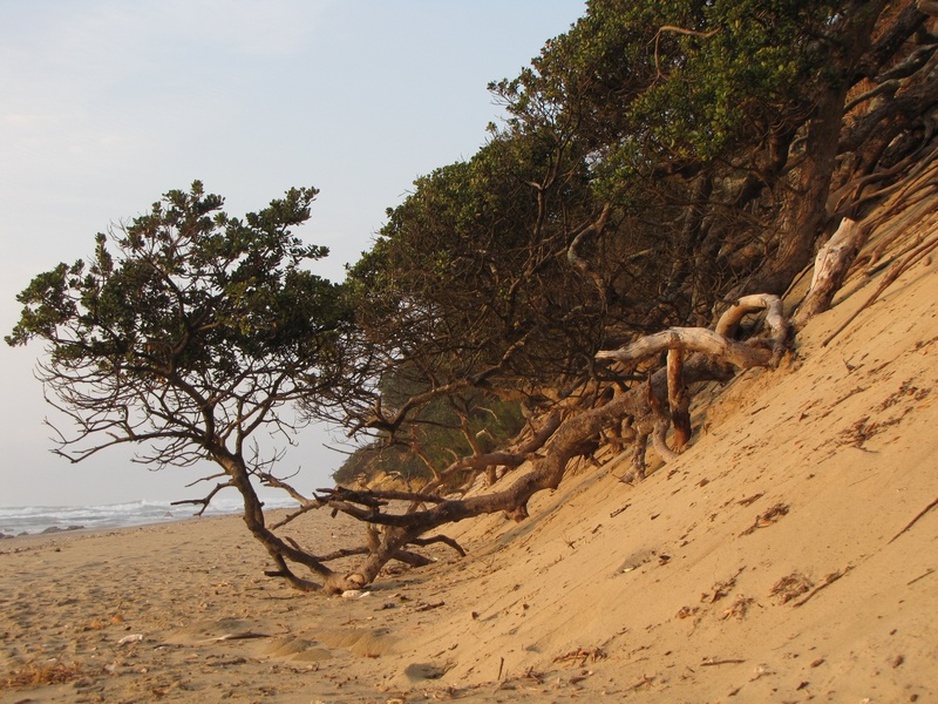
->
[0,494,299,537]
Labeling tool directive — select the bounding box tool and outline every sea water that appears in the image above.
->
[0,495,299,537]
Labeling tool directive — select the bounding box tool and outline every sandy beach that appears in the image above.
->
[3,180,938,702]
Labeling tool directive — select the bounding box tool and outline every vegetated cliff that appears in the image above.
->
[355,162,938,701]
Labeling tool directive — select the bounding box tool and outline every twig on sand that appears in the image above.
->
[700,658,746,666]
[793,566,854,607]
[907,568,935,586]
[888,497,938,544]
[203,631,272,643]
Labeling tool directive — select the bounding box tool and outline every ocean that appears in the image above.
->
[0,495,299,537]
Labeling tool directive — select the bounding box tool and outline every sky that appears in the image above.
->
[0,0,587,507]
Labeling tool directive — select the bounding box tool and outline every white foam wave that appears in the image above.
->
[0,494,299,537]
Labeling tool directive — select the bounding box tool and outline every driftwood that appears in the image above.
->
[667,348,691,451]
[793,218,866,328]
[595,293,790,479]
[599,294,789,369]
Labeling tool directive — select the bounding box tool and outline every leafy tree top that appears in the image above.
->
[495,0,854,182]
[7,181,353,467]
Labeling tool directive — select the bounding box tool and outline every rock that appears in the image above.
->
[40,525,85,534]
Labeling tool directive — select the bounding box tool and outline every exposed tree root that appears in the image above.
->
[249,294,793,592]
[169,291,796,594]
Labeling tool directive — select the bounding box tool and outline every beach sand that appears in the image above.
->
[3,181,938,702]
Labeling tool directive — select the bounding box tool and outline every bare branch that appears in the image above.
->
[171,481,234,517]
[794,218,866,327]
[652,25,721,79]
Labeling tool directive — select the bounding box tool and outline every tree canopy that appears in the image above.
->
[7,182,352,466]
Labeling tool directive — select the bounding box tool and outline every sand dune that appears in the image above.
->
[3,181,938,702]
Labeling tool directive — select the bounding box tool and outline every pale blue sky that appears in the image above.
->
[0,0,586,506]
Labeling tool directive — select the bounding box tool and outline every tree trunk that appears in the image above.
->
[747,1,888,296]
[219,450,339,591]
[754,88,848,295]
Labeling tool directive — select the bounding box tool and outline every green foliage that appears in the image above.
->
[499,0,846,188]
[347,128,599,387]
[13,0,908,490]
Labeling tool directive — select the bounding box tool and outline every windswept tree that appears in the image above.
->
[5,182,377,592]
[338,0,927,479]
